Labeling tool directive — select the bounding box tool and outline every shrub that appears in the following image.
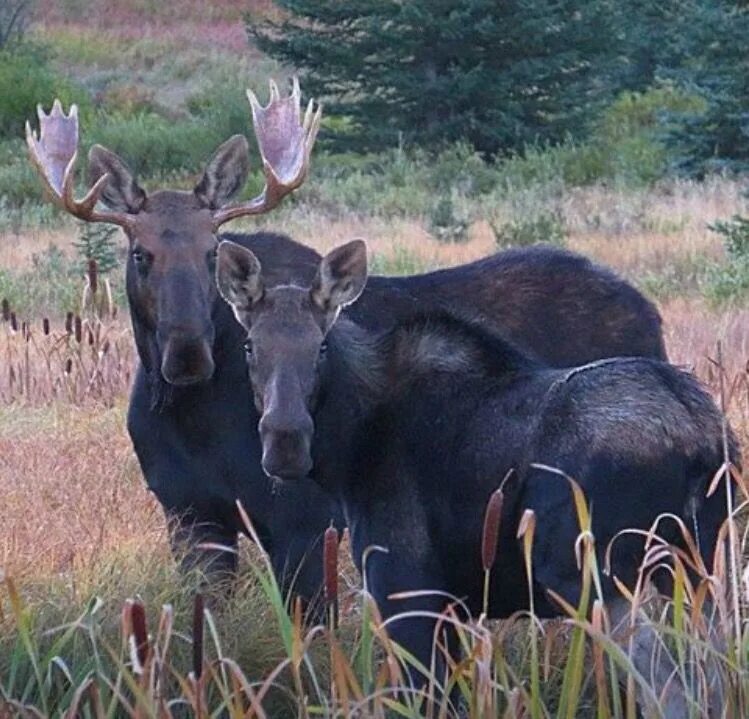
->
[0,140,46,207]
[592,85,707,185]
[428,194,472,243]
[85,111,224,178]
[491,211,567,248]
[0,43,88,140]
[704,214,749,304]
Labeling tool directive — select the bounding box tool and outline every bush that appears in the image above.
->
[703,214,749,304]
[0,43,88,140]
[0,139,46,206]
[86,111,225,178]
[491,211,567,248]
[428,194,472,243]
[592,85,707,185]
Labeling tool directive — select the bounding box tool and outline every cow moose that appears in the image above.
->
[28,82,667,608]
[216,238,735,717]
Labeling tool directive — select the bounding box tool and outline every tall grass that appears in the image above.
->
[1,460,747,717]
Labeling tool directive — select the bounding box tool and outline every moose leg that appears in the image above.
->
[608,597,691,719]
[166,512,238,593]
[268,478,343,620]
[268,530,327,620]
[365,551,461,711]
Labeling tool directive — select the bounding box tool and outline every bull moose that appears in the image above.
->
[216,237,735,717]
[28,81,667,607]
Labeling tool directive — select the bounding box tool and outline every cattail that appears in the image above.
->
[42,317,50,335]
[9,312,17,332]
[482,489,504,571]
[87,258,98,294]
[21,321,28,340]
[192,593,204,679]
[324,525,339,629]
[64,358,72,374]
[65,312,73,334]
[102,339,110,354]
[129,600,150,668]
[88,328,95,346]
[324,526,339,604]
[74,315,82,343]
[481,488,504,615]
[1,298,9,322]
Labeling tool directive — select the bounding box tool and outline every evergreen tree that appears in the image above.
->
[248,0,622,155]
[661,1,749,176]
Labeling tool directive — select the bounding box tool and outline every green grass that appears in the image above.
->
[2,481,747,717]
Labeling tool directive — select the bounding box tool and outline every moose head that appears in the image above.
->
[215,239,368,479]
[27,79,321,385]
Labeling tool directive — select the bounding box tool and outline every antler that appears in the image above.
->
[212,77,322,227]
[26,100,133,228]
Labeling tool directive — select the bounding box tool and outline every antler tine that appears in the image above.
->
[213,77,322,227]
[26,100,132,228]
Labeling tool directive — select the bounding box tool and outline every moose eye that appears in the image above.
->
[243,339,253,356]
[132,248,146,264]
[319,340,328,357]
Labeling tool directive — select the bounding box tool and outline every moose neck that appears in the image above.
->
[311,318,387,495]
[310,312,541,496]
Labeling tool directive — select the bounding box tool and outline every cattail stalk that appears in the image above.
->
[324,525,339,629]
[481,488,504,615]
[87,258,99,294]
[192,593,204,679]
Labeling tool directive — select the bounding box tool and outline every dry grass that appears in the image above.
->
[2,177,749,716]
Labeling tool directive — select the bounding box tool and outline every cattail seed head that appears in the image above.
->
[74,316,82,343]
[42,317,50,335]
[129,600,149,667]
[64,358,72,374]
[323,526,339,604]
[10,312,17,332]
[87,258,98,294]
[1,298,9,322]
[482,488,504,571]
[192,593,204,679]
[65,312,73,333]
[88,328,95,345]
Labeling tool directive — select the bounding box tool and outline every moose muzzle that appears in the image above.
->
[160,330,215,385]
[258,410,314,480]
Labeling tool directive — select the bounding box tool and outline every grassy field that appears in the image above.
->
[2,2,749,717]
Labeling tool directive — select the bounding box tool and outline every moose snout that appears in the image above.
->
[259,412,314,480]
[160,331,215,385]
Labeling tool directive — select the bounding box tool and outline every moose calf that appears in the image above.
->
[216,238,734,716]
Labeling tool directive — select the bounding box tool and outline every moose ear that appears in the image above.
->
[216,240,264,312]
[194,135,250,209]
[87,145,147,213]
[311,239,368,314]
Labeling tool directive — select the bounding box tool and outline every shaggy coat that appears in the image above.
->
[309,311,734,670]
[130,233,666,600]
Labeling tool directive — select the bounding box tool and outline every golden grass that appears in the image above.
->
[2,177,749,715]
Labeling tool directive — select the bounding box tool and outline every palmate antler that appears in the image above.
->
[26,100,134,228]
[26,78,322,228]
[212,77,322,227]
